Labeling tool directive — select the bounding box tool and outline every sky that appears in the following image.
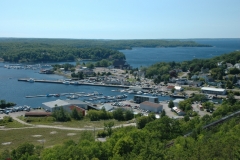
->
[0,0,240,39]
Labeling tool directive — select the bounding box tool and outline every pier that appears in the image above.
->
[18,78,152,90]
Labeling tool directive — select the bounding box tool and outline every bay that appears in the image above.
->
[0,39,239,107]
[120,39,240,68]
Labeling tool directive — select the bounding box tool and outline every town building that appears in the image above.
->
[134,95,159,104]
[139,101,163,113]
[201,87,226,95]
[173,99,185,107]
[42,99,88,112]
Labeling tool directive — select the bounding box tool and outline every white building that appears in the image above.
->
[201,87,226,95]
[174,86,183,91]
[42,99,88,112]
[139,101,163,113]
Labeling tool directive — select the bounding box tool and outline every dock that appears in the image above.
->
[18,78,152,90]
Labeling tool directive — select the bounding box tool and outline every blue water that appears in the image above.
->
[120,39,240,68]
[0,39,239,107]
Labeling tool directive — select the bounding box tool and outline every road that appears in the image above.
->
[0,111,136,131]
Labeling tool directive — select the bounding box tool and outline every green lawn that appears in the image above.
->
[19,116,128,128]
[0,128,87,153]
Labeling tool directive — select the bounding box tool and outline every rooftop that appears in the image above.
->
[201,87,226,92]
[140,101,162,108]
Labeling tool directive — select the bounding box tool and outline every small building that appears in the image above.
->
[201,87,226,95]
[139,101,163,113]
[167,85,175,91]
[67,105,85,116]
[173,99,185,107]
[134,95,159,104]
[174,86,183,91]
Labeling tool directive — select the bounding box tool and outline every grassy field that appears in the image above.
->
[0,128,89,153]
[19,117,128,128]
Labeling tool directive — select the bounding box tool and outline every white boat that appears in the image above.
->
[28,78,35,83]
[128,90,135,94]
[137,91,143,94]
[63,81,70,85]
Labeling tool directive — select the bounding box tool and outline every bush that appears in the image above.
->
[97,130,108,138]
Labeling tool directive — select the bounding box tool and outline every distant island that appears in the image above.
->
[0,38,211,63]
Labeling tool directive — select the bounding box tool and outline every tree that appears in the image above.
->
[104,121,114,136]
[227,93,236,104]
[71,108,83,120]
[113,108,125,121]
[168,100,174,108]
[125,110,134,121]
[184,115,190,122]
[52,107,70,122]
[161,109,166,117]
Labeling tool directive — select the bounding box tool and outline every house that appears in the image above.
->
[113,59,131,69]
[167,85,175,91]
[226,63,233,68]
[174,86,183,92]
[188,81,203,87]
[234,63,240,69]
[199,74,214,83]
[176,78,187,85]
[191,75,199,80]
[217,61,224,66]
[139,101,163,113]
[169,77,177,83]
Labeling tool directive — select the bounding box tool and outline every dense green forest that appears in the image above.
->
[0,38,210,62]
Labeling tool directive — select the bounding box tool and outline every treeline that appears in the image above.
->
[0,38,211,62]
[0,42,125,62]
[0,38,211,50]
[0,100,15,109]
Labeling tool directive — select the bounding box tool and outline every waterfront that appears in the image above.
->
[0,39,239,107]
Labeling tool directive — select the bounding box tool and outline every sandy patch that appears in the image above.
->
[37,139,46,143]
[50,131,57,134]
[67,133,76,136]
[32,135,42,138]
[2,142,11,145]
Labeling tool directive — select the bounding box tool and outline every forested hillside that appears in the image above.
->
[0,38,210,62]
[144,50,240,83]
